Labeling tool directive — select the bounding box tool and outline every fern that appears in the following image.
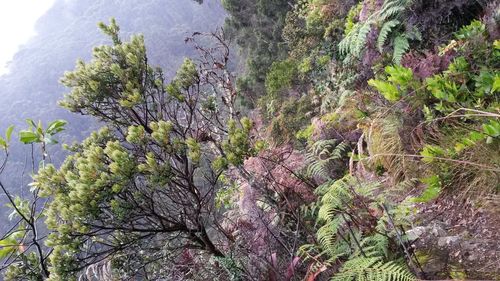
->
[306,140,350,180]
[338,0,416,63]
[301,135,418,281]
[299,174,417,281]
[378,20,400,52]
[332,235,415,281]
[392,34,410,64]
[353,23,373,58]
[332,258,416,281]
[378,0,411,21]
[339,20,374,61]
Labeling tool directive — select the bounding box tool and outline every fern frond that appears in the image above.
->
[339,24,358,55]
[299,165,417,281]
[317,202,339,222]
[378,0,412,21]
[361,234,390,258]
[332,258,416,281]
[315,179,336,195]
[298,244,318,262]
[378,20,400,52]
[353,22,372,58]
[339,0,413,63]
[338,20,373,60]
[392,34,409,64]
[394,178,419,191]
[317,217,343,250]
[320,177,352,204]
[331,256,382,281]
[378,5,405,22]
[306,140,350,180]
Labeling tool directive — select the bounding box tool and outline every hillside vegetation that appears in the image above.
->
[0,0,225,238]
[0,0,499,280]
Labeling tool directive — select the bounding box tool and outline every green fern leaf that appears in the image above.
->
[378,20,400,52]
[378,0,412,21]
[392,34,409,64]
[353,22,372,58]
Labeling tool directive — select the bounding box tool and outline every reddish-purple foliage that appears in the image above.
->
[219,144,313,278]
[362,28,382,68]
[402,50,455,79]
[359,0,383,21]
[243,145,315,208]
[484,2,500,39]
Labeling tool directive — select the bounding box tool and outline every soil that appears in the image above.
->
[414,194,500,280]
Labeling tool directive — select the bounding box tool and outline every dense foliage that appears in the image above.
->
[222,0,293,103]
[0,0,226,225]
[1,0,499,280]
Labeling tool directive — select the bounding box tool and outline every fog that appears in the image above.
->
[0,0,226,234]
[0,0,55,75]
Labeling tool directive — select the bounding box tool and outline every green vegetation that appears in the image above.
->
[1,0,499,280]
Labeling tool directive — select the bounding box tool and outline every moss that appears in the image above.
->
[414,250,431,266]
[449,265,467,280]
[295,124,314,143]
[269,94,316,144]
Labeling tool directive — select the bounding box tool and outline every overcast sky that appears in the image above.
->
[0,0,55,75]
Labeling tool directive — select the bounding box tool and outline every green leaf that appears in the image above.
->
[0,137,6,150]
[19,131,40,144]
[368,79,400,101]
[492,74,500,93]
[426,76,458,102]
[411,175,441,203]
[46,119,67,135]
[6,125,14,142]
[37,120,43,135]
[386,65,413,89]
[474,71,495,96]
[0,237,17,259]
[420,145,445,163]
[455,20,485,40]
[482,121,500,137]
[423,105,433,121]
[469,131,485,141]
[377,20,400,52]
[25,119,36,129]
[392,35,409,64]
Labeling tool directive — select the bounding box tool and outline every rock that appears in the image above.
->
[437,235,460,247]
[406,226,426,241]
[409,221,500,279]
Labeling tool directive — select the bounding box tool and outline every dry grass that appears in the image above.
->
[447,142,500,199]
[364,115,409,181]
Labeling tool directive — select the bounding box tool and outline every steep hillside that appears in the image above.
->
[0,0,225,238]
[0,0,498,280]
